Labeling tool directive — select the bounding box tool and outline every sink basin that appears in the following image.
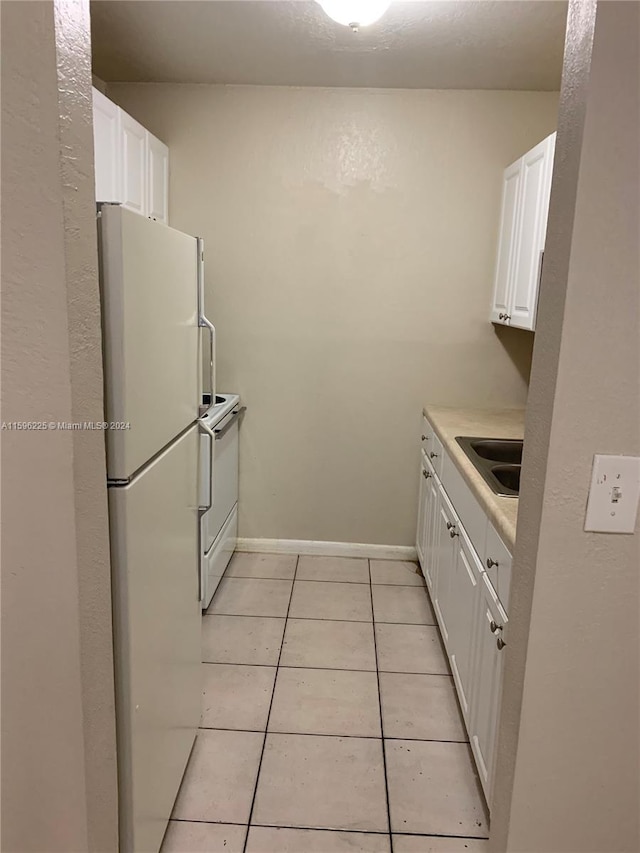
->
[455,436,522,497]
[490,464,521,495]
[469,439,523,465]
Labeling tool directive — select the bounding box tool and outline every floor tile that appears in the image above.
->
[393,836,488,852]
[269,668,381,737]
[385,740,488,836]
[289,581,373,622]
[296,555,370,584]
[370,560,424,587]
[280,619,377,671]
[201,663,276,730]
[372,585,435,625]
[225,552,297,579]
[207,577,293,617]
[379,673,467,741]
[253,733,388,832]
[375,624,450,674]
[172,729,263,824]
[246,826,391,852]
[161,821,246,853]
[202,615,285,665]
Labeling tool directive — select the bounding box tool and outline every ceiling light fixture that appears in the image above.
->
[317,0,391,32]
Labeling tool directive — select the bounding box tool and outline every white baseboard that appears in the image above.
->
[236,538,417,561]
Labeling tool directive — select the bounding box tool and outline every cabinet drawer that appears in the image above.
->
[427,431,444,479]
[441,452,488,558]
[421,416,435,454]
[484,523,512,611]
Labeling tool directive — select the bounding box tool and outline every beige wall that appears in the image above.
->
[492,1,639,851]
[1,2,118,851]
[109,83,558,544]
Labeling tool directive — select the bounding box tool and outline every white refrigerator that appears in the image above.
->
[98,205,210,853]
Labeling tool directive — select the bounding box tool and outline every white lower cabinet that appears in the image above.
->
[416,457,428,568]
[469,575,508,801]
[432,487,458,650]
[448,529,482,723]
[416,416,512,808]
[416,453,439,592]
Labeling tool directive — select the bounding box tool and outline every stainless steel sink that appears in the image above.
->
[468,439,523,465]
[455,437,523,497]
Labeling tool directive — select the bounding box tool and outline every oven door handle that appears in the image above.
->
[214,406,246,441]
[198,418,216,511]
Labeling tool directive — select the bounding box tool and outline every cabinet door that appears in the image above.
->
[120,110,147,216]
[448,531,481,723]
[490,158,522,324]
[147,132,169,224]
[423,472,439,593]
[416,459,428,569]
[469,574,508,803]
[432,486,458,650]
[509,133,556,330]
[92,88,121,202]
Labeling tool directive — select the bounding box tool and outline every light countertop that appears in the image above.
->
[423,405,526,551]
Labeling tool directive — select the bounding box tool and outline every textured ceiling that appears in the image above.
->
[91,0,567,90]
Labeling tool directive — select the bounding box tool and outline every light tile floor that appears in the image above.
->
[163,554,489,853]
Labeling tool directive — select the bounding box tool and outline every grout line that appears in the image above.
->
[202,613,286,621]
[368,558,394,853]
[197,727,461,745]
[170,817,489,842]
[249,823,489,841]
[202,661,452,677]
[223,574,426,589]
[241,554,300,853]
[206,613,436,626]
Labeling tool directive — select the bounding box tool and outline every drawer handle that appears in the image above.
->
[214,406,246,440]
[430,451,438,459]
[490,620,503,635]
[486,557,499,569]
[497,637,506,651]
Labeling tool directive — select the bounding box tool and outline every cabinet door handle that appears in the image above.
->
[430,451,438,459]
[498,312,505,320]
[422,470,431,479]
[497,637,506,650]
[446,521,454,530]
[449,529,459,538]
[486,557,499,569]
[503,314,511,321]
[490,620,503,634]
[421,434,429,441]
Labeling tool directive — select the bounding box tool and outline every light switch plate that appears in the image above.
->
[584,454,640,533]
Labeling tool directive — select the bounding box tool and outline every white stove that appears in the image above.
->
[199,393,242,609]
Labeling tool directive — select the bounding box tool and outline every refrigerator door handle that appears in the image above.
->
[198,419,216,512]
[197,237,216,401]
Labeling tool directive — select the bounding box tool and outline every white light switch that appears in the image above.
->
[584,454,640,533]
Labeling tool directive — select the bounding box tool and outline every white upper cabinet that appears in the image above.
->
[92,87,169,224]
[120,110,147,217]
[147,132,169,224]
[92,88,121,202]
[490,132,556,331]
[490,161,521,324]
